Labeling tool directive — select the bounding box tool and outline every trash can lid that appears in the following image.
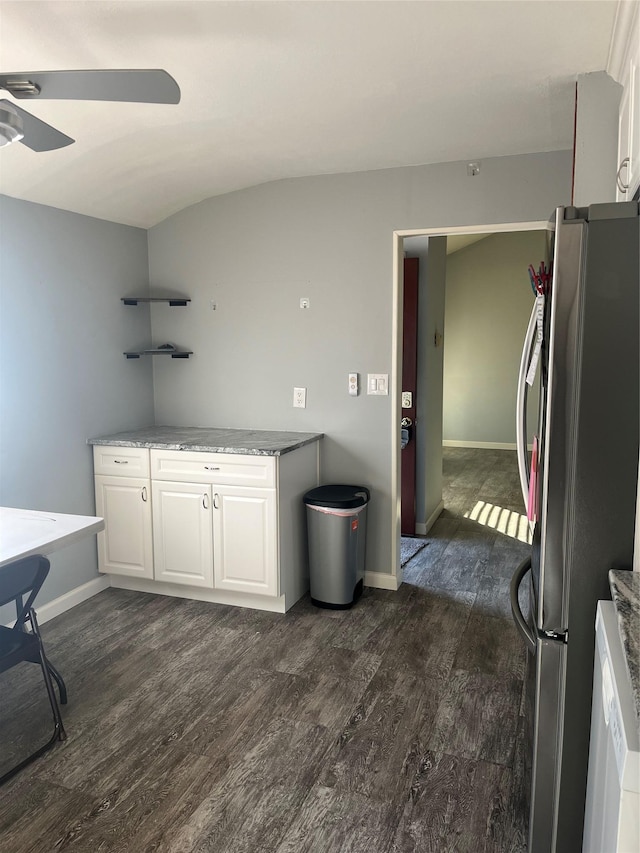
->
[304,484,370,509]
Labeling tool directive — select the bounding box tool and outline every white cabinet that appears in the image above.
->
[94,452,153,579]
[213,486,277,596]
[95,475,153,578]
[152,481,213,588]
[612,3,640,200]
[92,439,319,612]
[150,449,276,594]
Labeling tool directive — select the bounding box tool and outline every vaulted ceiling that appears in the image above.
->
[0,1,618,228]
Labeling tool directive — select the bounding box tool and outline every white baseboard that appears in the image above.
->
[443,440,517,450]
[110,575,288,613]
[415,500,445,536]
[35,575,110,625]
[364,570,401,591]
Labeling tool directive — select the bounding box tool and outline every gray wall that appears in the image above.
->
[443,230,546,445]
[148,151,572,577]
[0,195,154,607]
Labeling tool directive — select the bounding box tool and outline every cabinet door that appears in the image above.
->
[95,475,153,578]
[213,487,278,596]
[152,481,213,587]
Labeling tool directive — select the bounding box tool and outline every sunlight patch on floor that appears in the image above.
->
[464,500,532,544]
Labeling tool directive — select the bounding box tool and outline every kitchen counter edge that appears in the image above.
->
[608,568,640,729]
[87,427,324,457]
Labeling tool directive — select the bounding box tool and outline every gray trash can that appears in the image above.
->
[304,484,370,609]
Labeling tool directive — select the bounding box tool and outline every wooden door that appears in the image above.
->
[401,257,419,535]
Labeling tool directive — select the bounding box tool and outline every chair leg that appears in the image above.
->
[0,637,66,787]
[29,610,66,741]
[38,645,67,742]
[44,657,68,705]
[0,723,61,786]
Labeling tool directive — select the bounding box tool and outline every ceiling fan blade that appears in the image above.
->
[0,100,74,151]
[0,70,180,104]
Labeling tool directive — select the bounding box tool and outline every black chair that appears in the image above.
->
[0,555,66,785]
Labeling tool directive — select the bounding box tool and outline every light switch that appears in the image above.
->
[367,374,389,395]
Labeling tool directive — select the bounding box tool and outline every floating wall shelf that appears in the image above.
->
[122,295,192,358]
[124,348,193,359]
[122,297,191,306]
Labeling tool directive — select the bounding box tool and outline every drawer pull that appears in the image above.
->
[114,459,129,464]
[141,486,148,502]
[204,465,220,471]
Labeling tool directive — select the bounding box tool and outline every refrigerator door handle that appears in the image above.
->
[516,301,538,509]
[511,556,535,654]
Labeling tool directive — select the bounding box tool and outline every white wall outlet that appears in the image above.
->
[293,387,306,408]
[299,298,310,309]
[367,374,388,395]
[348,373,359,396]
[209,300,217,311]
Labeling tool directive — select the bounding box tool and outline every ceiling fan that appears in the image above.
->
[0,69,180,151]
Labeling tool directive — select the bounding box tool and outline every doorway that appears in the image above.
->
[391,220,547,583]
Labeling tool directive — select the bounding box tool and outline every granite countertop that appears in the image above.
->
[608,569,640,727]
[88,426,324,457]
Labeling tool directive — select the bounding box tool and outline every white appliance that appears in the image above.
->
[583,600,640,853]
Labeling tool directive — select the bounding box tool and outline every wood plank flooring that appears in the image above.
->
[0,448,531,852]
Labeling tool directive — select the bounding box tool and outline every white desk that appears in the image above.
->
[0,507,104,568]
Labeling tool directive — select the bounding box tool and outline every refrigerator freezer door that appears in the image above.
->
[528,633,567,853]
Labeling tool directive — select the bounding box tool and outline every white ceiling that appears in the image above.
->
[0,1,618,228]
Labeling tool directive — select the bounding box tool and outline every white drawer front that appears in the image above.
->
[150,449,276,487]
[93,445,150,478]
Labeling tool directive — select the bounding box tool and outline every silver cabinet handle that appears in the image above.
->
[141,486,148,502]
[202,493,209,510]
[204,465,220,471]
[213,493,220,510]
[114,459,129,465]
[617,157,630,193]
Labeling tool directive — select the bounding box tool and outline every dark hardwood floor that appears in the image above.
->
[0,448,531,852]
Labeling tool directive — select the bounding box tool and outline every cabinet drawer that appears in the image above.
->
[150,449,276,488]
[93,445,150,478]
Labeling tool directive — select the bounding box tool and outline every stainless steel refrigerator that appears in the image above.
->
[511,202,639,852]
